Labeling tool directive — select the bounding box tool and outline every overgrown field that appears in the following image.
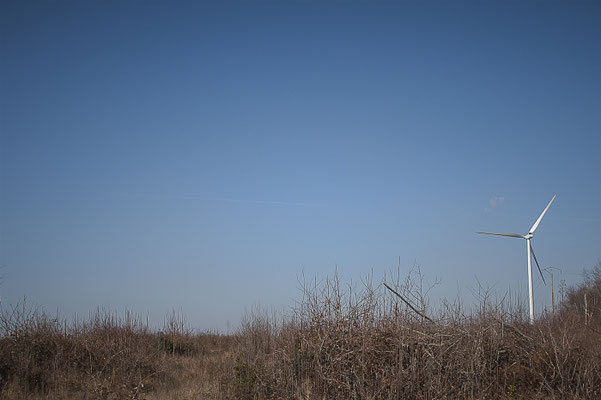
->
[1,265,600,399]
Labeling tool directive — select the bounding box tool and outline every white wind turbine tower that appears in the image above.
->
[477,195,556,324]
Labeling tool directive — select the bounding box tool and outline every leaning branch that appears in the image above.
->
[383,282,433,323]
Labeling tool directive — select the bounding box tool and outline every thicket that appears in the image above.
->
[234,265,601,399]
[1,263,600,399]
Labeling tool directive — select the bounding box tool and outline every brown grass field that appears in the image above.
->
[1,264,600,399]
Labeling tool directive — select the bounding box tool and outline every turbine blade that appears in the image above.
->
[476,231,525,238]
[529,195,556,234]
[530,243,546,285]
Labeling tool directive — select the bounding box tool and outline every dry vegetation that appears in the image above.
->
[1,264,600,399]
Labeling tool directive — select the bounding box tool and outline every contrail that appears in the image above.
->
[210,197,325,207]
[104,191,326,207]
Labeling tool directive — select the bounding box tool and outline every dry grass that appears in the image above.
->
[1,264,600,399]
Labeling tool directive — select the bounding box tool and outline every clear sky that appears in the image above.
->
[1,0,599,330]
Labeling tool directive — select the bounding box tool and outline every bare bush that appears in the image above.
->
[1,265,600,399]
[231,267,601,399]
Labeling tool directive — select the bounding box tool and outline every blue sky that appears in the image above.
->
[1,0,599,330]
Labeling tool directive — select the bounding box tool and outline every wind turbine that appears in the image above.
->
[477,195,556,324]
